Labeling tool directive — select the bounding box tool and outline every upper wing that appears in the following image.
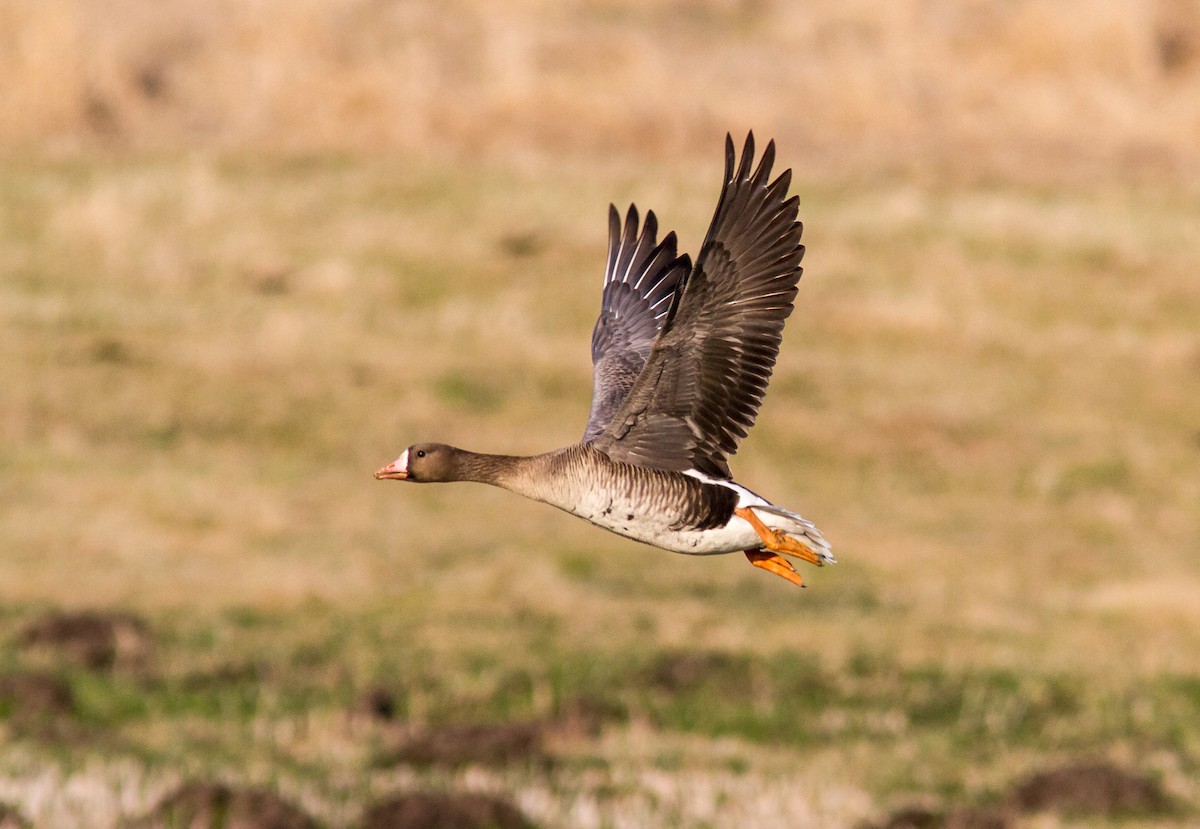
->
[582,204,691,441]
[588,133,804,478]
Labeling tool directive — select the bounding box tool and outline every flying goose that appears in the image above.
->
[376,134,833,586]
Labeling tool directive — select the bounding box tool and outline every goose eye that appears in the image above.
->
[416,450,427,458]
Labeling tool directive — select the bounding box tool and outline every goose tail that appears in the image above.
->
[751,504,836,565]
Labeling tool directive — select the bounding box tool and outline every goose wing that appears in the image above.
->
[582,205,691,441]
[588,133,804,478]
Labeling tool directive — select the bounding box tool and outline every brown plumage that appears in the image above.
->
[587,135,803,478]
[376,134,833,587]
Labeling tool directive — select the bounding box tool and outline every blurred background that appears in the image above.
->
[5,0,1200,179]
[2,1,1199,827]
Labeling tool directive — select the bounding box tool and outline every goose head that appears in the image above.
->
[374,443,459,483]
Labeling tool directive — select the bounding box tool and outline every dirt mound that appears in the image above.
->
[18,610,153,671]
[380,721,547,768]
[354,686,398,721]
[863,760,1176,829]
[362,792,536,829]
[0,804,31,829]
[125,781,320,829]
[860,805,1011,829]
[1008,761,1172,816]
[0,672,75,720]
[0,671,80,741]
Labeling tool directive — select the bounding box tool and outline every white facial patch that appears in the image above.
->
[394,448,409,473]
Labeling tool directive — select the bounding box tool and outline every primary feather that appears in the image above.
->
[583,205,691,441]
[587,133,805,478]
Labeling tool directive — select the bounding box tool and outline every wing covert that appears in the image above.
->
[589,133,805,478]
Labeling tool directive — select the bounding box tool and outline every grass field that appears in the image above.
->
[3,2,1200,827]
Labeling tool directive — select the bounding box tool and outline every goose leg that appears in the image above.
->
[745,548,806,587]
[734,507,824,567]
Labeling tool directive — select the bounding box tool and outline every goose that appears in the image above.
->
[376,133,834,586]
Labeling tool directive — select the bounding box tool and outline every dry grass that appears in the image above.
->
[2,150,1198,827]
[3,0,1200,183]
[2,2,1200,827]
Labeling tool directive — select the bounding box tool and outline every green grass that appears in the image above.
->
[2,605,1198,823]
[1,154,1199,826]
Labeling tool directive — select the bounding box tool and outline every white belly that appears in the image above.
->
[566,484,761,556]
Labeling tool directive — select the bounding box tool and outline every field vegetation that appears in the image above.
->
[2,1,1200,826]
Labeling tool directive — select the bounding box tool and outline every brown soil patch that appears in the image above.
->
[1008,761,1173,816]
[362,792,536,829]
[861,806,1011,829]
[370,695,621,766]
[18,610,153,671]
[0,804,31,829]
[380,721,548,768]
[125,781,320,829]
[353,686,397,721]
[0,672,75,720]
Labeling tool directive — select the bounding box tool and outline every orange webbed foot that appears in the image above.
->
[734,507,824,566]
[744,549,806,587]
